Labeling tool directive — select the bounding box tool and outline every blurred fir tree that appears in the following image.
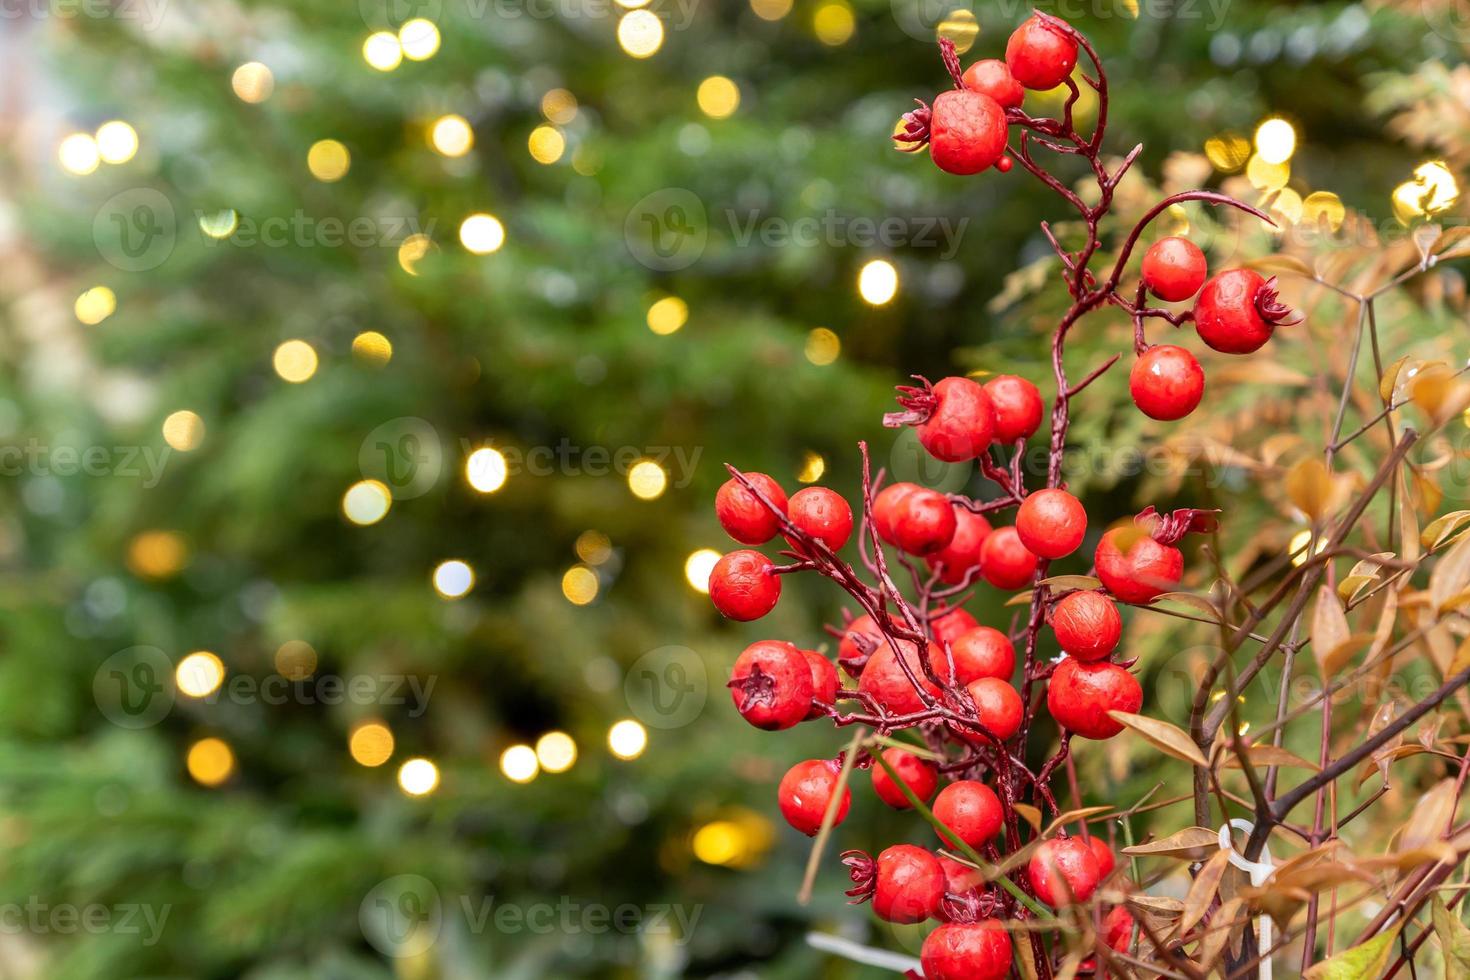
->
[0,0,1458,976]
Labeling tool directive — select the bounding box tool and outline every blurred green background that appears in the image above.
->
[0,0,1465,976]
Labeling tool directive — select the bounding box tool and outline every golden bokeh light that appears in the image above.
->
[397,234,433,275]
[858,259,898,305]
[805,327,840,365]
[813,0,856,45]
[95,121,138,164]
[628,459,668,500]
[307,139,351,181]
[1302,191,1346,231]
[349,721,395,767]
[432,559,475,599]
[342,479,392,526]
[1245,154,1289,192]
[500,744,539,783]
[429,114,474,157]
[459,213,506,254]
[162,410,205,452]
[274,640,317,680]
[696,76,740,119]
[693,820,746,866]
[797,451,826,483]
[273,339,319,383]
[528,125,566,164]
[465,447,509,493]
[646,296,688,335]
[1204,132,1251,173]
[750,0,792,19]
[1268,187,1304,225]
[535,732,578,773]
[127,530,187,579]
[231,62,274,103]
[1254,118,1296,165]
[575,530,613,565]
[541,88,578,124]
[362,31,403,71]
[608,719,648,760]
[199,209,239,239]
[58,133,100,175]
[74,286,116,325]
[617,9,664,58]
[684,549,720,593]
[176,651,225,698]
[399,19,441,60]
[936,9,979,55]
[562,565,599,605]
[1393,161,1461,223]
[397,757,440,796]
[352,330,393,365]
[187,738,235,787]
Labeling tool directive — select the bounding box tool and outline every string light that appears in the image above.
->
[187,738,235,787]
[805,327,840,365]
[349,721,395,767]
[628,459,668,500]
[432,559,475,599]
[362,32,403,71]
[465,447,509,493]
[459,213,506,254]
[535,732,577,773]
[684,549,720,593]
[342,479,392,525]
[500,744,539,783]
[351,331,393,365]
[562,565,599,605]
[95,121,138,164]
[307,139,350,181]
[646,296,688,335]
[162,410,205,452]
[176,651,225,698]
[696,76,740,119]
[858,259,898,305]
[528,125,565,164]
[430,114,474,157]
[398,19,441,60]
[1253,118,1296,165]
[231,62,274,103]
[273,339,319,383]
[58,133,100,175]
[608,719,648,760]
[397,757,440,796]
[74,286,116,325]
[617,10,663,58]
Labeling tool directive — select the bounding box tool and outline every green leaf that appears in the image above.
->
[1302,928,1399,979]
[1434,897,1470,979]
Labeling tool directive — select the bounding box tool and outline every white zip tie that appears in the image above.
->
[1218,819,1275,980]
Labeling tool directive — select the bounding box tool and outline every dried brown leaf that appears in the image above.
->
[1107,711,1208,767]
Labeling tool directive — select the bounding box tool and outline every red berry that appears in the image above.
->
[1141,237,1208,302]
[1049,591,1122,662]
[709,550,781,621]
[889,487,958,556]
[937,855,986,900]
[715,473,788,544]
[873,845,946,923]
[801,649,840,720]
[1095,527,1183,603]
[1130,345,1205,421]
[837,612,880,672]
[932,780,1003,849]
[898,377,996,463]
[956,677,1024,742]
[728,640,814,731]
[1005,14,1078,90]
[926,506,992,585]
[931,604,978,649]
[948,626,1016,684]
[983,375,1045,443]
[1104,905,1133,950]
[962,58,1024,109]
[1046,657,1143,740]
[871,748,939,809]
[1028,836,1101,906]
[786,486,854,552]
[979,526,1040,590]
[929,90,1008,176]
[996,155,1013,173]
[1194,269,1299,355]
[859,640,946,715]
[873,482,920,543]
[1088,836,1117,879]
[1016,488,1087,560]
[778,758,851,836]
[921,920,1012,980]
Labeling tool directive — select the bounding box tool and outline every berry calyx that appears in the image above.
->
[947,625,1016,684]
[962,58,1024,109]
[1194,269,1301,355]
[859,640,947,715]
[979,526,1040,590]
[886,486,959,556]
[715,473,788,544]
[1049,590,1122,662]
[1005,14,1078,90]
[786,486,854,553]
[931,604,978,649]
[926,505,992,585]
[1130,344,1205,421]
[871,748,939,809]
[801,649,840,720]
[1028,836,1101,906]
[932,780,1003,849]
[1095,526,1184,603]
[709,550,782,621]
[983,375,1045,443]
[921,921,1013,980]
[843,844,946,923]
[1088,835,1117,879]
[956,677,1024,742]
[778,758,851,836]
[728,640,814,731]
[1046,657,1143,739]
[884,376,996,463]
[1140,237,1208,302]
[1016,488,1088,560]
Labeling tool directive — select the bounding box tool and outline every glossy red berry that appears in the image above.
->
[871,748,939,809]
[1005,14,1078,90]
[867,845,947,923]
[956,677,1024,741]
[1141,237,1208,302]
[1095,527,1184,603]
[937,855,986,900]
[1130,345,1205,421]
[921,920,1013,980]
[889,376,996,462]
[778,758,851,836]
[1088,836,1117,879]
[1016,488,1087,560]
[979,526,1040,590]
[859,640,946,715]
[984,375,1045,443]
[728,640,814,730]
[1049,591,1122,662]
[1104,905,1134,950]
[932,780,1003,849]
[927,505,992,585]
[929,90,1009,176]
[715,473,788,544]
[1194,269,1300,354]
[1047,657,1143,739]
[962,59,1024,109]
[950,626,1016,684]
[709,550,781,621]
[931,604,978,649]
[873,482,920,543]
[786,486,854,553]
[801,649,840,720]
[888,487,958,556]
[1028,836,1101,906]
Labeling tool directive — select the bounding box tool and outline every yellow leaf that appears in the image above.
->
[1431,530,1470,614]
[1287,458,1333,520]
[1181,849,1230,936]
[1380,355,1410,403]
[1311,586,1351,675]
[1427,512,1470,552]
[1302,928,1399,980]
[1433,896,1470,979]
[1107,711,1209,766]
[1122,826,1219,860]
[1034,575,1102,592]
[1218,741,1321,771]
